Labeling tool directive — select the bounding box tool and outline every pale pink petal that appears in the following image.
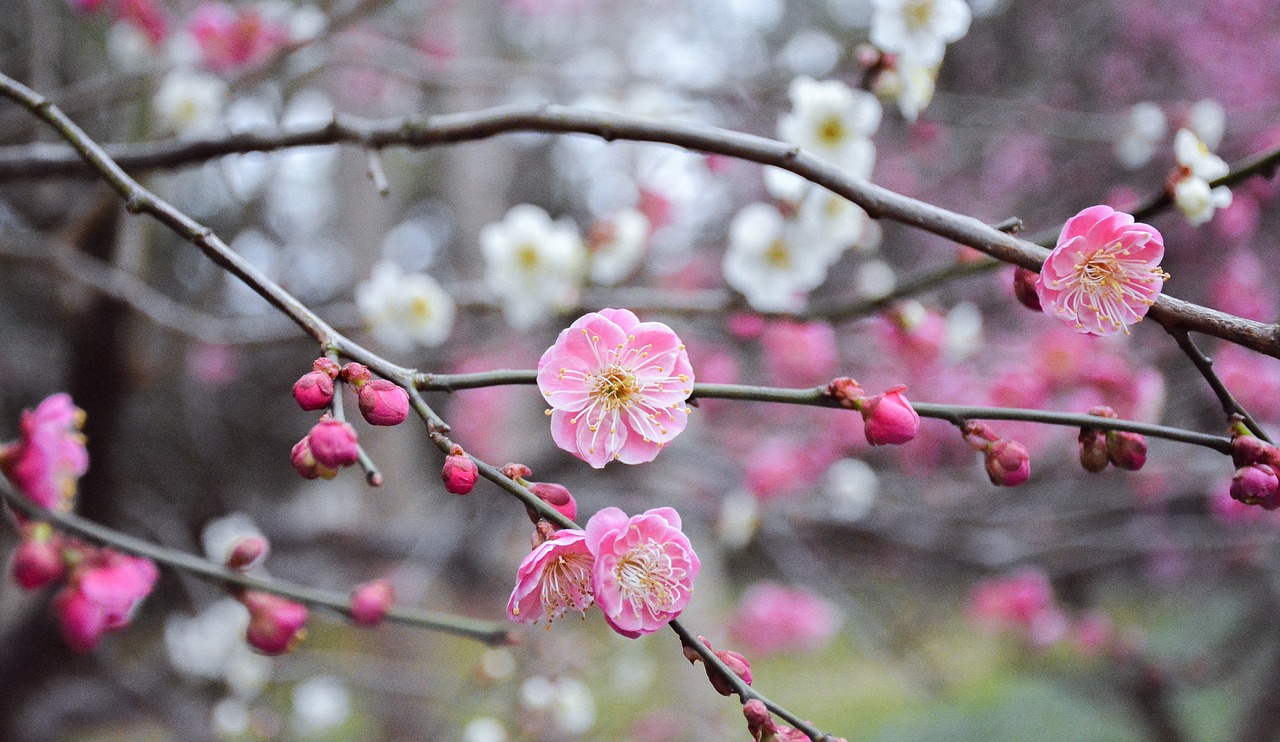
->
[596,307,641,331]
[1057,205,1114,245]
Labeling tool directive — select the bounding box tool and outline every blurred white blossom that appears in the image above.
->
[1173,128,1231,226]
[291,676,351,735]
[1188,98,1225,150]
[824,458,879,522]
[1114,102,1167,169]
[587,208,649,285]
[723,202,831,312]
[481,205,586,328]
[153,69,226,136]
[870,0,972,65]
[778,76,880,178]
[356,260,456,350]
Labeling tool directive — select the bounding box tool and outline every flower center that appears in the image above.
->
[816,115,846,148]
[614,541,684,615]
[904,0,935,31]
[540,552,594,619]
[515,243,541,269]
[1074,252,1122,293]
[408,295,434,321]
[592,365,641,411]
[763,239,792,268]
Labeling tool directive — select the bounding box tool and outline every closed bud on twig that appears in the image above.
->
[961,420,999,450]
[1106,430,1147,471]
[1079,428,1109,473]
[307,417,360,469]
[1012,267,1042,312]
[859,384,920,446]
[312,357,340,378]
[290,436,337,480]
[526,481,578,523]
[292,370,334,411]
[11,533,65,590]
[241,591,308,655]
[225,535,269,571]
[985,439,1031,487]
[339,362,372,390]
[683,636,753,697]
[350,578,395,627]
[743,699,777,741]
[358,379,409,426]
[1230,464,1279,509]
[442,445,478,495]
[500,462,533,480]
[1230,434,1275,468]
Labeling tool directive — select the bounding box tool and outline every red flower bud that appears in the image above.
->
[1012,267,1042,312]
[11,537,65,590]
[350,578,395,627]
[860,385,919,446]
[442,445,478,495]
[1106,430,1147,471]
[684,636,753,697]
[1230,464,1279,508]
[292,370,335,411]
[500,462,533,480]
[962,420,999,449]
[340,362,372,389]
[290,436,337,480]
[985,439,1030,487]
[743,699,777,741]
[312,357,340,378]
[357,379,410,426]
[307,418,359,469]
[241,591,308,655]
[1231,434,1274,468]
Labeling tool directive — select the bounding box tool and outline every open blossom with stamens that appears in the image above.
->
[584,507,700,638]
[1034,205,1168,336]
[537,309,694,468]
[507,530,595,625]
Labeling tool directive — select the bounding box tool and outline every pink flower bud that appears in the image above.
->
[1078,428,1109,473]
[1012,266,1042,312]
[500,462,533,480]
[860,385,919,446]
[1230,464,1279,508]
[350,578,395,627]
[225,535,269,571]
[54,586,107,653]
[683,636,753,696]
[442,445,478,495]
[340,362,372,390]
[985,439,1030,486]
[307,418,359,469]
[241,591,308,655]
[743,699,777,741]
[290,437,337,480]
[961,420,999,449]
[357,379,410,426]
[1106,430,1147,471]
[292,370,334,411]
[312,357,340,378]
[826,377,864,410]
[1231,434,1275,468]
[11,537,65,590]
[527,481,578,523]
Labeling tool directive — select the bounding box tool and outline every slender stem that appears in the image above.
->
[815,258,1002,324]
[0,479,512,645]
[1169,329,1272,443]
[0,96,1276,356]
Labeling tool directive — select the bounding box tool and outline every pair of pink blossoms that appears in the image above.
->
[508,506,700,638]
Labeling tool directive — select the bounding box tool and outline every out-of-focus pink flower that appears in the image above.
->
[306,418,359,469]
[0,394,89,513]
[1035,205,1167,336]
[761,321,838,386]
[584,507,699,637]
[968,568,1067,647]
[54,549,159,653]
[1215,344,1280,422]
[730,582,841,657]
[186,342,241,386]
[537,309,694,468]
[442,445,478,495]
[743,436,823,502]
[116,0,169,44]
[350,578,395,627]
[358,379,410,426]
[1212,249,1277,324]
[984,439,1030,486]
[1071,611,1114,656]
[189,2,288,73]
[11,531,65,590]
[507,529,595,625]
[241,591,307,655]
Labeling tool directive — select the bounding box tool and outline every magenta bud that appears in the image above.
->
[861,385,920,446]
[241,591,308,655]
[11,538,65,590]
[961,420,999,450]
[357,379,410,426]
[1012,266,1042,312]
[340,362,372,390]
[1230,464,1279,508]
[1231,435,1274,468]
[442,445,478,495]
[985,439,1030,487]
[1106,430,1147,471]
[53,587,106,653]
[290,437,337,480]
[292,370,335,411]
[527,482,578,523]
[350,578,395,627]
[307,418,359,469]
[225,535,269,571]
[312,357,340,378]
[743,698,777,741]
[826,377,865,410]
[1079,428,1109,473]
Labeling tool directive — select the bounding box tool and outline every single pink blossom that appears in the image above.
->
[350,578,395,627]
[358,379,410,426]
[506,529,595,625]
[1035,205,1168,336]
[189,2,288,73]
[760,320,838,386]
[241,591,308,655]
[0,394,89,513]
[54,549,159,653]
[730,582,841,656]
[537,309,695,468]
[968,569,1067,647]
[584,507,700,637]
[11,535,65,591]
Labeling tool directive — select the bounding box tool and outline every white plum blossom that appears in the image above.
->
[153,69,227,136]
[1114,102,1168,170]
[356,260,456,350]
[1188,98,1226,150]
[855,259,897,299]
[723,202,832,312]
[894,55,940,122]
[778,76,881,178]
[1173,128,1232,226]
[481,205,587,329]
[587,208,650,285]
[796,186,873,260]
[870,0,972,66]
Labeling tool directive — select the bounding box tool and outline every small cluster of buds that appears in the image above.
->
[1229,433,1280,510]
[963,422,1030,487]
[497,462,579,533]
[743,698,844,742]
[682,635,752,697]
[10,523,159,653]
[1078,406,1147,472]
[208,523,310,655]
[827,378,920,446]
[290,359,411,480]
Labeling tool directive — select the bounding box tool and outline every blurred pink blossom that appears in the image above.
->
[54,549,159,653]
[730,582,841,656]
[968,568,1067,647]
[0,394,89,513]
[189,2,288,73]
[761,321,838,386]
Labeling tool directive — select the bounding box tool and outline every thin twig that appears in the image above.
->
[1170,329,1272,442]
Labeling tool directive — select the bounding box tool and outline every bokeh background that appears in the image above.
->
[3,0,1280,740]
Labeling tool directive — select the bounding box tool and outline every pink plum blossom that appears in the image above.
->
[730,582,841,656]
[507,529,595,625]
[583,507,699,638]
[760,321,838,386]
[537,309,694,468]
[189,2,288,73]
[0,394,89,513]
[54,549,159,653]
[1035,205,1168,336]
[968,569,1068,647]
